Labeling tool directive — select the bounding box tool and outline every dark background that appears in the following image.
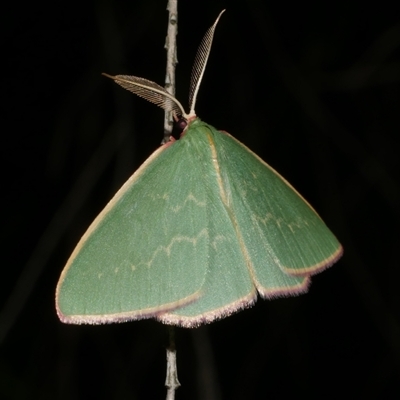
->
[1,1,399,399]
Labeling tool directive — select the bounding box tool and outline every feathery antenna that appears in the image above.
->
[102,73,187,119]
[188,10,225,116]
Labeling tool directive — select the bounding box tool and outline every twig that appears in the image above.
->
[164,1,180,399]
[163,0,179,144]
[165,326,180,400]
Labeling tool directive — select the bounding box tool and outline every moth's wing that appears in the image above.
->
[158,124,257,327]
[157,196,257,327]
[214,130,343,298]
[56,140,211,324]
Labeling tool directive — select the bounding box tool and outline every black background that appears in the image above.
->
[1,1,399,399]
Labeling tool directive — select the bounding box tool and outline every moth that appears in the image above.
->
[56,11,342,328]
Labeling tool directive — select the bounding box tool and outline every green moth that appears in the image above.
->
[56,11,342,327]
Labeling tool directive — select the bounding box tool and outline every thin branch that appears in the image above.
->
[164,2,180,400]
[165,326,180,400]
[163,0,179,144]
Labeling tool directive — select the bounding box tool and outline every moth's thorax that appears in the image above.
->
[180,118,214,147]
[182,117,216,138]
[188,117,204,130]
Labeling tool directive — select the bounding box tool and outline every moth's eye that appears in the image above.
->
[176,118,188,131]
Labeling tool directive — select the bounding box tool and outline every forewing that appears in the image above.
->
[56,140,209,324]
[213,129,342,298]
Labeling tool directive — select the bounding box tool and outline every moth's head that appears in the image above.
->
[175,117,188,132]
